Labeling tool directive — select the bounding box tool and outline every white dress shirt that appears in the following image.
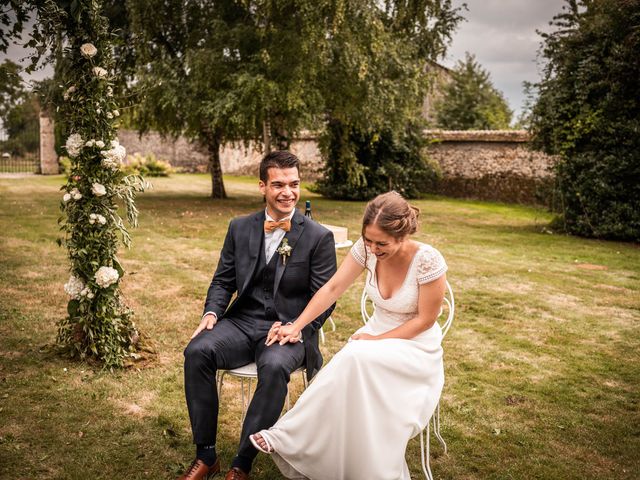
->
[203,208,296,322]
[264,209,295,263]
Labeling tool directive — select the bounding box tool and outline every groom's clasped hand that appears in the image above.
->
[265,321,377,346]
[265,321,302,346]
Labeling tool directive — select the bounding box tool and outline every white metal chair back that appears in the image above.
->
[360,280,455,480]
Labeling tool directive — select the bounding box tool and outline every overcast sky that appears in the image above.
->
[2,1,566,121]
[442,0,566,119]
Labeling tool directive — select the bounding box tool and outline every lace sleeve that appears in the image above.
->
[416,246,448,285]
[350,236,367,267]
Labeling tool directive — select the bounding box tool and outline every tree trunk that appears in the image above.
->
[272,114,290,150]
[263,120,271,152]
[205,133,227,199]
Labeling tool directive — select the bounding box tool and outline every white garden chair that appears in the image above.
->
[319,239,353,343]
[360,280,455,480]
[216,364,308,425]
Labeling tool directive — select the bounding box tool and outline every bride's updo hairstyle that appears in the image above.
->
[361,191,420,240]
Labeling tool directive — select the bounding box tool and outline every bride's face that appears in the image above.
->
[363,224,405,261]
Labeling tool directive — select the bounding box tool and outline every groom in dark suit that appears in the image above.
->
[178,151,337,480]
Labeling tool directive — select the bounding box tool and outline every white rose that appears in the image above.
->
[97,214,107,225]
[89,213,96,224]
[94,266,119,288]
[91,183,107,197]
[71,187,82,201]
[93,66,108,78]
[106,112,113,119]
[100,143,126,170]
[85,140,95,147]
[106,86,113,97]
[80,43,98,58]
[112,110,120,117]
[65,133,84,158]
[63,193,72,203]
[87,292,95,299]
[95,140,105,148]
[96,108,102,114]
[64,275,85,299]
[63,85,76,101]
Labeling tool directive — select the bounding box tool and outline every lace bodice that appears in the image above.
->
[350,237,447,335]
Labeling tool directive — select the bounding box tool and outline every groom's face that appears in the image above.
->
[259,167,300,219]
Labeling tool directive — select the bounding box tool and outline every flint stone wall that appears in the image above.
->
[424,130,556,205]
[115,128,556,205]
[117,130,323,178]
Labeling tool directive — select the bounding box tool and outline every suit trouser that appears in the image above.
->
[184,317,306,472]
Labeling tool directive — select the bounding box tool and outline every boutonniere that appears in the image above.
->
[277,238,293,265]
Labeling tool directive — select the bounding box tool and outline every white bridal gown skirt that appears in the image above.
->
[264,323,444,480]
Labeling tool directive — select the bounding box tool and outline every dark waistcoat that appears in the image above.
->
[233,237,280,322]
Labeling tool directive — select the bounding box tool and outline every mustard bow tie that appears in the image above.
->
[264,219,292,233]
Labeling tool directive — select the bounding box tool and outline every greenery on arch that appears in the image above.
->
[2,0,150,367]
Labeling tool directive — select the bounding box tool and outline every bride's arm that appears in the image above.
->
[268,254,364,345]
[352,275,446,341]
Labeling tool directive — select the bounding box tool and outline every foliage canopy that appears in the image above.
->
[314,0,464,200]
[530,0,640,241]
[434,52,512,130]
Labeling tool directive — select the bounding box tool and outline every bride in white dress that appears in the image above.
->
[251,191,448,480]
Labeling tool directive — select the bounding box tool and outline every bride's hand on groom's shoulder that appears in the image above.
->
[190,313,217,339]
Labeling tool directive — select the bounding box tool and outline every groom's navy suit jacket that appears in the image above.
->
[203,209,337,380]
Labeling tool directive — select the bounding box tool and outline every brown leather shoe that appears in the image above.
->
[224,467,249,480]
[177,458,221,479]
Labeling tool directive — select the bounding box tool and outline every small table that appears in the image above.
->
[334,240,353,249]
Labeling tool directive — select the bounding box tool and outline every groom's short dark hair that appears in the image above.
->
[259,150,300,182]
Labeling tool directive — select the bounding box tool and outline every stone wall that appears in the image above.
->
[117,130,324,179]
[424,130,556,205]
[115,128,555,205]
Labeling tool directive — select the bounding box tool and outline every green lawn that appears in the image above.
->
[1,174,638,479]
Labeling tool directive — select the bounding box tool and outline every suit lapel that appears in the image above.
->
[240,211,265,295]
[274,210,305,294]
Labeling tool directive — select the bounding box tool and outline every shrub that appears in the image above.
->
[58,156,72,177]
[313,122,441,200]
[124,153,173,177]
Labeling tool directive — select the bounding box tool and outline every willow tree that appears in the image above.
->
[2,0,148,367]
[314,0,464,199]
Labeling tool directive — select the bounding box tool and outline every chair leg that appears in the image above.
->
[217,371,226,399]
[286,383,291,412]
[319,326,326,344]
[433,403,447,453]
[328,316,336,332]
[240,377,254,425]
[420,422,433,480]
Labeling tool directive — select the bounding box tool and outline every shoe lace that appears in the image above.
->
[185,459,202,479]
